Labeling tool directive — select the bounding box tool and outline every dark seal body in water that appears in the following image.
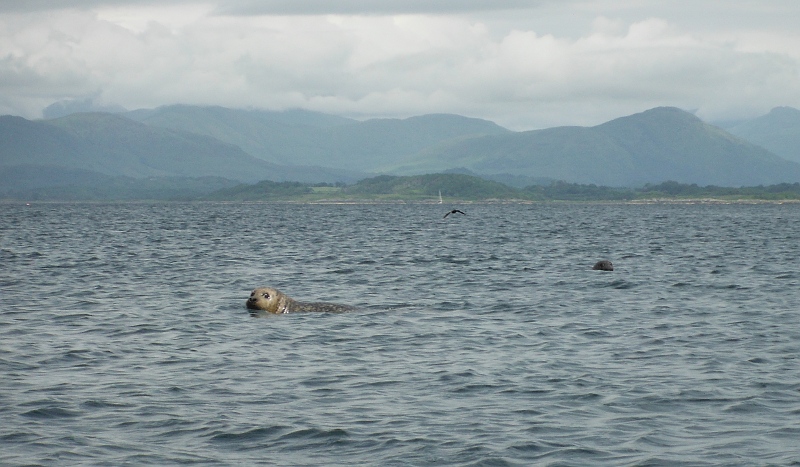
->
[246,287,355,314]
[592,260,614,271]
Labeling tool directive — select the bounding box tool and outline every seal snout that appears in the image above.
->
[246,290,264,310]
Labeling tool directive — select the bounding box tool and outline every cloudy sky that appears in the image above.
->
[1,0,799,129]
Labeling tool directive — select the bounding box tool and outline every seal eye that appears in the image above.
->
[262,292,270,299]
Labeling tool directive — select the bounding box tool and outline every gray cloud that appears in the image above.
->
[0,0,158,13]
[0,1,799,129]
[213,0,546,16]
[0,0,551,15]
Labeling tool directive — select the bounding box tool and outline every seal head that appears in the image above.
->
[246,287,355,314]
[592,260,614,271]
[247,287,296,314]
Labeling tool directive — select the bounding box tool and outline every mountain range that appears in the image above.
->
[725,106,800,165]
[124,105,510,172]
[394,107,800,187]
[3,104,800,198]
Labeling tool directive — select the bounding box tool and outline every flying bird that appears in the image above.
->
[444,209,466,218]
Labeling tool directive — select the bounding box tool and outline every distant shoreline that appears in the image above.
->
[5,173,800,204]
[5,197,800,205]
[626,198,800,205]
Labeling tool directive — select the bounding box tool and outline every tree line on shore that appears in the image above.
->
[204,174,800,202]
[6,172,800,202]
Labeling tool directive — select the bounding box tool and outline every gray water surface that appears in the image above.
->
[2,202,799,465]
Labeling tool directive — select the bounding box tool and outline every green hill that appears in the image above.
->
[727,106,800,164]
[125,105,354,167]
[594,107,797,186]
[0,113,362,184]
[390,107,800,187]
[342,173,520,200]
[199,173,522,201]
[319,114,511,171]
[1,113,279,180]
[0,165,240,201]
[200,174,800,202]
[203,180,313,201]
[128,105,511,170]
[6,105,800,194]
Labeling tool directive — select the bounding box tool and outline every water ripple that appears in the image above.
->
[1,202,800,465]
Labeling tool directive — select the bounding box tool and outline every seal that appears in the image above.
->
[246,287,355,314]
[592,260,614,271]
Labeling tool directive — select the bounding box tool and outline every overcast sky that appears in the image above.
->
[1,0,798,129]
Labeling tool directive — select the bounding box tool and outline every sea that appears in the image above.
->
[1,201,799,466]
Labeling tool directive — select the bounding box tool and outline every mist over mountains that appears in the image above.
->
[3,104,800,199]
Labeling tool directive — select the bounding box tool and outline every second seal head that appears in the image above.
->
[592,260,614,271]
